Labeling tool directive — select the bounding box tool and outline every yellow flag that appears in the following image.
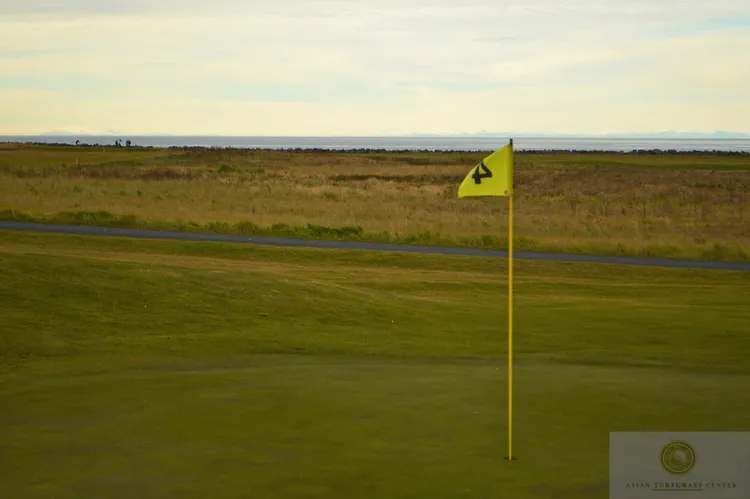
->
[457,143,514,198]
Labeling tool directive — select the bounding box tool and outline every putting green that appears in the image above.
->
[1,231,748,498]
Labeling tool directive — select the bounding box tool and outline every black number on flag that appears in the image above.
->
[472,162,493,184]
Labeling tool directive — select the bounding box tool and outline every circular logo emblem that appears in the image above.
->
[660,441,696,475]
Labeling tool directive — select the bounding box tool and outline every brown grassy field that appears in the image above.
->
[1,143,749,260]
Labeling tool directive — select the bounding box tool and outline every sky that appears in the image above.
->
[1,0,749,136]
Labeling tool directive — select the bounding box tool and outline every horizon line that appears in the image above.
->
[2,132,750,139]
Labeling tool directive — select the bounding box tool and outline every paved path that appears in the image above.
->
[2,221,749,271]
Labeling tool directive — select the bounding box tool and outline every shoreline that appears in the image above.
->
[2,141,750,156]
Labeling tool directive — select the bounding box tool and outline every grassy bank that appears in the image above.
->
[1,144,749,261]
[1,231,749,498]
[3,207,749,262]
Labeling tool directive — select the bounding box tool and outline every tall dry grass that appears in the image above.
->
[1,146,749,259]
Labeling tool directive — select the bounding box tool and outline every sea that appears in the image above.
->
[2,135,750,152]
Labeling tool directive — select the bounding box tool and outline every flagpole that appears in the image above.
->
[457,137,515,460]
[507,138,515,461]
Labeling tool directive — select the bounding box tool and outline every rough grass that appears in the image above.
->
[1,144,749,262]
[1,231,749,498]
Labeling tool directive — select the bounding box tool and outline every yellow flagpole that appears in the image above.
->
[507,139,515,461]
[509,193,515,460]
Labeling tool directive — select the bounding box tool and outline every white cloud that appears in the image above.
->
[1,0,749,134]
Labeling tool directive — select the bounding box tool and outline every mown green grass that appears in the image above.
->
[4,143,749,170]
[1,231,749,498]
[0,143,173,168]
[519,153,750,170]
[4,360,749,499]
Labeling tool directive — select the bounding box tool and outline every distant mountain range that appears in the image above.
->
[406,131,750,139]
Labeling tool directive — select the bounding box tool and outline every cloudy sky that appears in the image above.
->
[1,0,749,136]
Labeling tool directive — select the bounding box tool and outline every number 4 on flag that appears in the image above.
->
[472,162,493,184]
